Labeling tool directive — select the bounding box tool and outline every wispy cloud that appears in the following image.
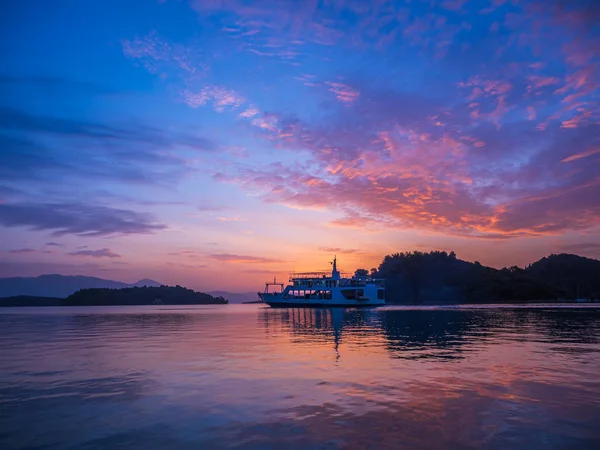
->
[8,248,36,254]
[208,253,283,264]
[182,86,245,111]
[318,247,360,254]
[561,147,600,163]
[197,204,231,212]
[122,30,207,79]
[167,250,199,257]
[67,248,122,258]
[0,202,166,237]
[0,108,217,190]
[45,242,65,247]
[325,81,360,104]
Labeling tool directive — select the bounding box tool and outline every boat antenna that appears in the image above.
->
[331,255,341,280]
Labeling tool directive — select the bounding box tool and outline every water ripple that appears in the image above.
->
[1,305,600,449]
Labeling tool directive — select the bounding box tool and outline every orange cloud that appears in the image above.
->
[561,147,600,163]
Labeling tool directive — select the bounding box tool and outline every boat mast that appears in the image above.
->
[331,255,341,280]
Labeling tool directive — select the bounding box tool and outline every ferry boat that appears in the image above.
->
[258,257,385,307]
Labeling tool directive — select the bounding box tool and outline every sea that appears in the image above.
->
[1,304,600,449]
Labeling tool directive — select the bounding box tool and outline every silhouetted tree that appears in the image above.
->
[354,268,369,277]
[374,250,599,304]
[65,285,228,306]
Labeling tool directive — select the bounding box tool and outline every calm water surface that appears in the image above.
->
[1,304,600,449]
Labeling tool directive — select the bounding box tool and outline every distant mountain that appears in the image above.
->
[208,290,258,304]
[133,278,163,288]
[0,274,163,298]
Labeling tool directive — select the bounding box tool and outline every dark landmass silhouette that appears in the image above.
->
[1,252,598,306]
[364,252,600,304]
[0,274,253,304]
[0,295,64,306]
[0,274,162,298]
[0,286,227,306]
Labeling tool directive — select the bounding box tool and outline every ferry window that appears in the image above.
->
[377,289,384,300]
[357,289,364,296]
[341,289,356,299]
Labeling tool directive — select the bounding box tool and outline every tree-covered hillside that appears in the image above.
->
[65,285,228,306]
[363,251,600,304]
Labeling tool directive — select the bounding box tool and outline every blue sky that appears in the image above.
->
[1,0,599,290]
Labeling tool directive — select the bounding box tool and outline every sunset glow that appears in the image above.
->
[1,0,599,291]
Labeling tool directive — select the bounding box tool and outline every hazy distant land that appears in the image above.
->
[0,275,255,305]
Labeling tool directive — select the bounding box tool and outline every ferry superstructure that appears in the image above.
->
[257,257,385,307]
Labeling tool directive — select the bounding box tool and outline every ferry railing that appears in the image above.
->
[289,272,353,281]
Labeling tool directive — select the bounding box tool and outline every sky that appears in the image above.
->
[0,0,599,291]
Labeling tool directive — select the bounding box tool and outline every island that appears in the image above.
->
[360,251,600,304]
[0,285,228,307]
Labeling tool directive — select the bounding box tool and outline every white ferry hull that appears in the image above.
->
[258,292,385,307]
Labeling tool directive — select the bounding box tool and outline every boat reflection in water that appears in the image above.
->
[251,305,600,449]
[259,306,487,361]
[2,305,600,449]
[260,307,382,361]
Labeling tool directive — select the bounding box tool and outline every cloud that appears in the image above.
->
[8,248,36,254]
[0,108,215,151]
[165,262,208,269]
[105,0,600,243]
[217,81,600,238]
[0,202,166,237]
[217,216,246,222]
[0,184,21,200]
[241,269,280,275]
[208,253,283,264]
[121,30,208,79]
[197,204,231,212]
[0,108,217,192]
[67,248,122,258]
[182,86,245,112]
[325,81,360,104]
[166,250,199,257]
[561,147,600,163]
[318,247,360,254]
[45,242,65,247]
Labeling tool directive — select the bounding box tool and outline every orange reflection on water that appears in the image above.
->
[1,305,600,449]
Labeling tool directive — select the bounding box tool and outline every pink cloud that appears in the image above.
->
[208,253,283,264]
[527,76,560,93]
[117,0,600,244]
[181,86,245,111]
[167,250,199,257]
[561,147,600,163]
[325,81,360,104]
[122,31,207,79]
